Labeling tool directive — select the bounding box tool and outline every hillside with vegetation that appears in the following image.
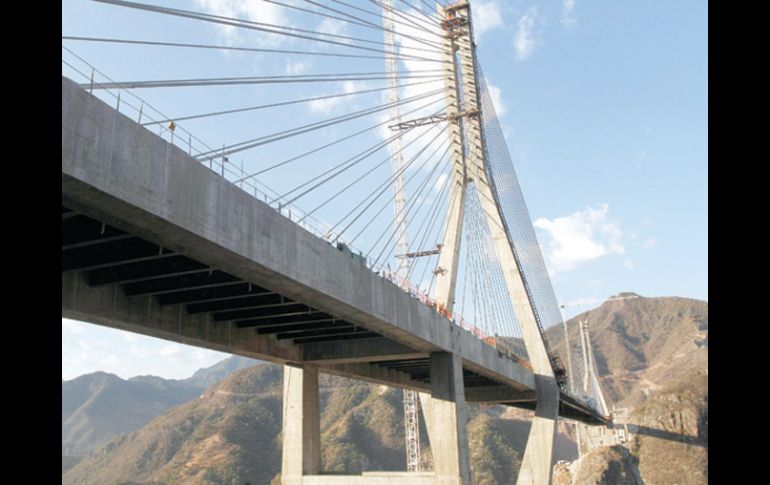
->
[62,357,259,473]
[63,294,707,484]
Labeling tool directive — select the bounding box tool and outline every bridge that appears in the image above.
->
[62,1,611,484]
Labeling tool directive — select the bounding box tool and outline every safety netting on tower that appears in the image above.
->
[561,316,588,399]
[476,62,583,397]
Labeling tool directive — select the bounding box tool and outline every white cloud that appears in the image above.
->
[624,259,634,270]
[514,7,538,61]
[194,0,291,46]
[308,80,361,114]
[534,204,624,273]
[473,0,504,41]
[602,221,624,254]
[193,348,229,367]
[122,333,138,343]
[434,172,448,192]
[284,60,310,76]
[562,0,577,29]
[642,237,658,249]
[62,319,232,381]
[487,82,506,117]
[62,319,86,334]
[376,112,395,145]
[393,8,444,107]
[159,344,184,357]
[502,123,514,139]
[102,354,121,366]
[317,17,349,37]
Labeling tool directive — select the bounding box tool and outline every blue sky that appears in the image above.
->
[61,0,707,380]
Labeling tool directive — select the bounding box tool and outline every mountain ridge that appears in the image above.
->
[62,356,260,459]
[63,293,707,484]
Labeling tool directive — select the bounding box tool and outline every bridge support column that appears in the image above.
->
[282,364,321,485]
[517,375,559,485]
[419,352,471,485]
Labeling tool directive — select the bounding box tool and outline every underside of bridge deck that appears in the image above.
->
[62,205,529,400]
[62,192,604,425]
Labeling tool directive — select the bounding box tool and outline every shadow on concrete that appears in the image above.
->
[630,425,706,447]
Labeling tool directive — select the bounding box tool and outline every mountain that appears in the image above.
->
[554,445,643,485]
[546,293,708,408]
[318,377,408,473]
[62,372,202,458]
[63,363,533,485]
[63,365,284,485]
[62,356,261,462]
[553,367,706,485]
[546,293,707,484]
[183,356,261,390]
[628,369,707,484]
[63,294,707,484]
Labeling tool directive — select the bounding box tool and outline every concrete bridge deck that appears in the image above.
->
[61,76,603,424]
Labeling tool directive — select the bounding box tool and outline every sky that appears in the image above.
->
[61,0,708,381]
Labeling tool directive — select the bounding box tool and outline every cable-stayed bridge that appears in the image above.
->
[62,1,612,483]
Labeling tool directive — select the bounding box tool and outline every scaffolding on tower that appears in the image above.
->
[381,0,421,472]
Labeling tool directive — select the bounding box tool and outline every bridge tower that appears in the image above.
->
[415,2,561,484]
[575,319,614,454]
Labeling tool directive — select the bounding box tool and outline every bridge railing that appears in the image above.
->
[381,270,532,368]
[63,46,200,156]
[62,47,366,262]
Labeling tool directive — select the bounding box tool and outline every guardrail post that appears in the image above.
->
[221,145,226,177]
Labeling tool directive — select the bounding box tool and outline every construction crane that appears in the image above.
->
[381,0,421,472]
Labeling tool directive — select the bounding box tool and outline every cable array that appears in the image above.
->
[62,0,596,384]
